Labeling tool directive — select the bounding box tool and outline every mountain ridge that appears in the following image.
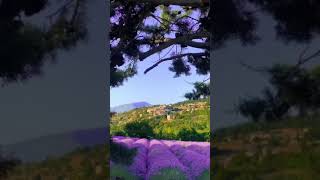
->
[111,101,151,113]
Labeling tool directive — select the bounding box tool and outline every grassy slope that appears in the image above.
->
[110,98,210,141]
[212,116,320,180]
[6,144,109,180]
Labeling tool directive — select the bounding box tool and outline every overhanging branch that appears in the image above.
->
[144,52,207,74]
[139,32,209,60]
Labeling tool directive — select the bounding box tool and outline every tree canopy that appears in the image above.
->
[110,0,210,87]
[238,64,320,122]
[1,0,320,86]
[0,0,87,85]
[184,81,210,100]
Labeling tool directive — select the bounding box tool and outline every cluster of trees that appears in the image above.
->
[184,81,210,100]
[238,64,320,122]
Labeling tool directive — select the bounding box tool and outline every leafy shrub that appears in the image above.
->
[123,120,155,139]
[177,128,206,141]
[112,130,126,136]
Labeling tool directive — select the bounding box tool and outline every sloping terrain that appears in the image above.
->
[212,117,320,180]
[6,144,108,180]
[111,99,210,142]
[4,127,108,163]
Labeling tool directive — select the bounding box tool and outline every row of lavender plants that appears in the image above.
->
[111,136,210,180]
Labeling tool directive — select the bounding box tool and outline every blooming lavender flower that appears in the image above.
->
[129,138,149,178]
[147,140,189,180]
[113,137,136,148]
[170,144,210,178]
[186,144,210,157]
[111,136,210,180]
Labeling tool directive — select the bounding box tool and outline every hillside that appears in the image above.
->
[5,144,108,180]
[212,117,320,179]
[110,99,210,141]
[3,127,108,163]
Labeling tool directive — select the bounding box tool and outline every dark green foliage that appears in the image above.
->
[210,0,259,49]
[177,128,206,141]
[110,2,209,87]
[110,140,137,165]
[169,58,191,77]
[124,120,155,139]
[249,0,320,43]
[2,0,320,88]
[0,0,87,85]
[238,97,266,122]
[184,82,210,100]
[238,64,320,122]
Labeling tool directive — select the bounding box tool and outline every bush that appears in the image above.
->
[124,120,155,139]
[177,128,206,141]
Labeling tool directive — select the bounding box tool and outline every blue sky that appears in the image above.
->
[110,6,208,107]
[110,47,209,107]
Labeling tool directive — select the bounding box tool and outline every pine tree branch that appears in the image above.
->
[139,32,209,60]
[144,52,207,74]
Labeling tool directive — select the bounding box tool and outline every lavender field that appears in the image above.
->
[111,136,210,180]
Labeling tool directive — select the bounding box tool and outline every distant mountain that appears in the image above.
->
[111,101,151,113]
[3,127,108,163]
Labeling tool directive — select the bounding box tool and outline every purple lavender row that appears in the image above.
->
[129,138,149,179]
[185,144,210,157]
[161,140,210,157]
[146,139,189,180]
[170,144,210,179]
[112,136,138,148]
